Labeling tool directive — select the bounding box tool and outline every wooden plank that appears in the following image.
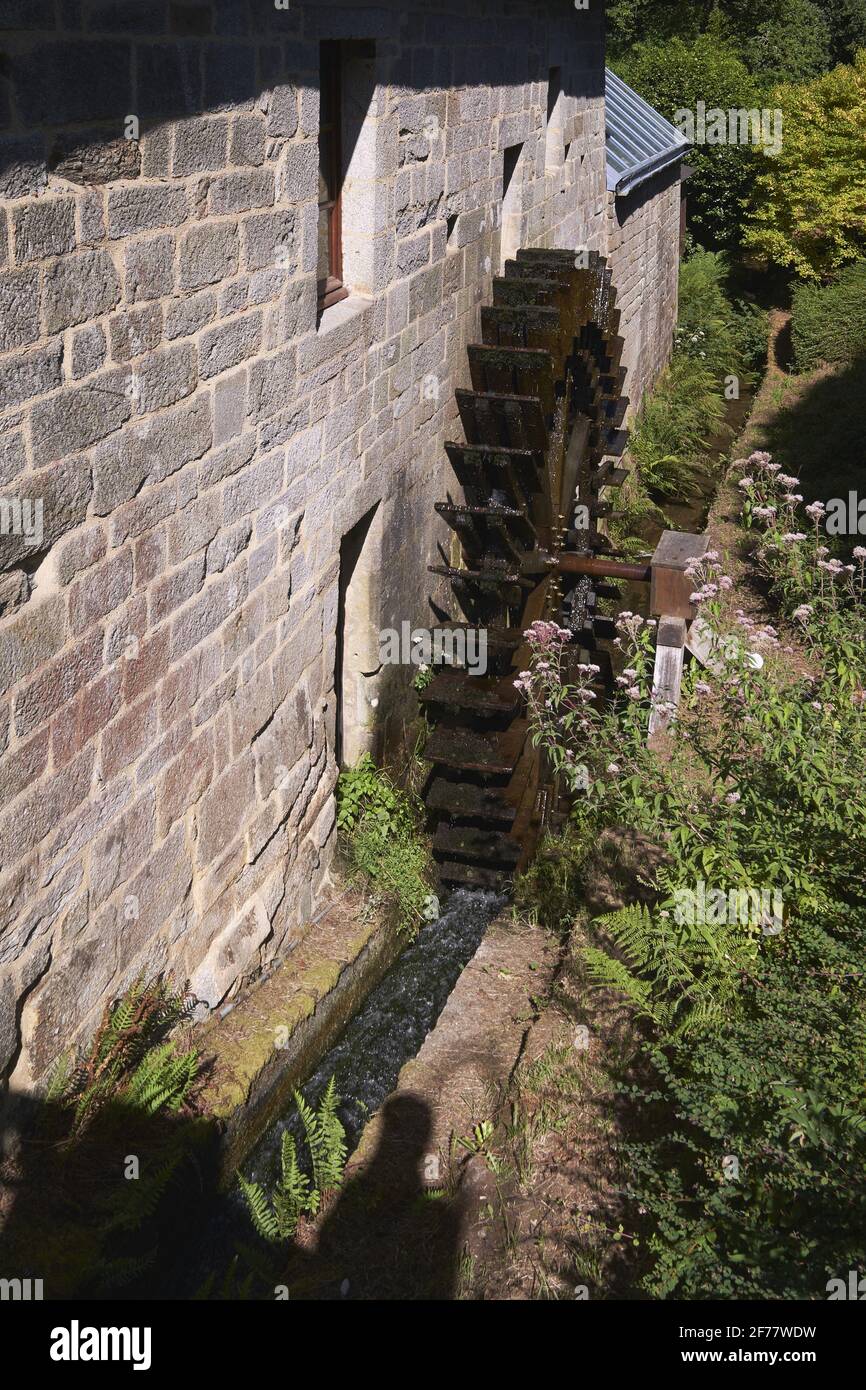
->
[468,345,556,418]
[648,616,687,742]
[455,389,548,453]
[426,778,517,825]
[444,442,543,506]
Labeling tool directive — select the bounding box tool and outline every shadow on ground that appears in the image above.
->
[0,1088,466,1301]
[279,1094,468,1300]
[750,351,866,531]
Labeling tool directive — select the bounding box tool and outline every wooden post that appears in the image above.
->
[646,532,708,744]
[649,530,708,621]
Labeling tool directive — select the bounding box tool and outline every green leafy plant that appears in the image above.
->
[457,1120,495,1156]
[336,754,433,934]
[336,752,405,835]
[792,260,866,368]
[238,1078,347,1243]
[519,469,866,1296]
[677,248,768,377]
[4,977,203,1298]
[624,252,765,507]
[56,974,195,1137]
[413,663,436,693]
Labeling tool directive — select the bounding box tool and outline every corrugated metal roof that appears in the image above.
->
[605,68,690,198]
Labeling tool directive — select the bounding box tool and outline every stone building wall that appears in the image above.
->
[0,0,615,1096]
[606,166,682,415]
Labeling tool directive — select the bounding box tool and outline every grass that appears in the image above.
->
[336,752,434,935]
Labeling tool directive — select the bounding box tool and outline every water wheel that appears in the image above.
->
[422,248,631,892]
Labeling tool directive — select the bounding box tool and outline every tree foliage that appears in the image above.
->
[608,0,843,76]
[609,2,865,257]
[616,36,761,249]
[745,52,866,278]
[818,0,866,64]
[742,0,833,84]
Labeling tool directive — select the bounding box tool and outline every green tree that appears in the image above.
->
[745,51,866,278]
[615,35,762,249]
[743,0,833,84]
[608,0,841,81]
[815,0,866,64]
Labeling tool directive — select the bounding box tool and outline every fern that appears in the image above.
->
[102,1146,187,1234]
[298,1076,346,1195]
[238,1078,347,1244]
[585,902,745,1038]
[66,977,193,1135]
[123,1043,198,1115]
[43,1050,73,1104]
[271,1131,313,1235]
[237,1173,281,1242]
[583,943,655,1018]
[93,1250,156,1294]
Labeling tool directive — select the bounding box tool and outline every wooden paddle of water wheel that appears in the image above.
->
[422,247,635,892]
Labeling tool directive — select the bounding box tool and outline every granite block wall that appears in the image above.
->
[0,0,618,1095]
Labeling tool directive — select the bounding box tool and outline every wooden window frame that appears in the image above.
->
[318,41,350,312]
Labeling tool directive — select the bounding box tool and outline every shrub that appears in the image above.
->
[792,260,866,368]
[745,52,866,279]
[677,248,768,377]
[624,252,766,505]
[624,907,866,1299]
[628,355,725,500]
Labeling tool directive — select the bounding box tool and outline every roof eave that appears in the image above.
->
[609,143,690,199]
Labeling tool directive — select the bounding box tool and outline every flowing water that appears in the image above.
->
[245,887,504,1185]
[167,888,503,1294]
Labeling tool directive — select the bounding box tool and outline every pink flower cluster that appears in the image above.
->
[524,620,572,648]
[683,549,734,605]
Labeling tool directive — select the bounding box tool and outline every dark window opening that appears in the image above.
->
[500,145,522,200]
[318,40,349,313]
[503,143,521,201]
